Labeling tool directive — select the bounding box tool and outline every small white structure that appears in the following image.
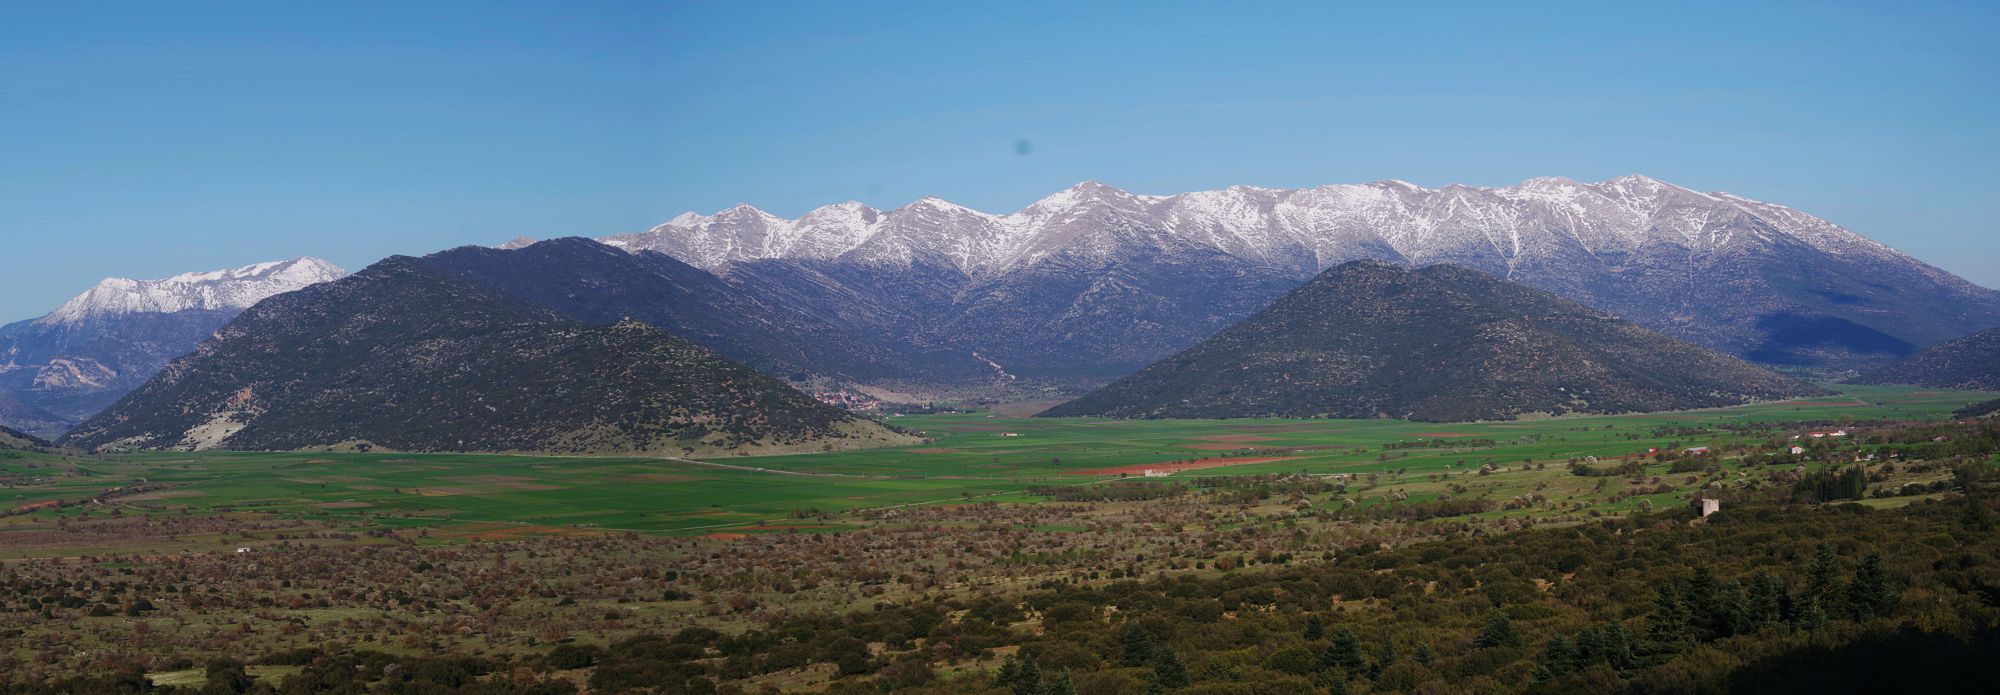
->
[235,547,251,553]
[1693,498,1721,517]
[1142,469,1172,477]
[1789,446,1807,455]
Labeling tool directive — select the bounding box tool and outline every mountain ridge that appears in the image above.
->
[599,175,2000,376]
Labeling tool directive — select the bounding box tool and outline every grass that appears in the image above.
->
[2,384,1991,557]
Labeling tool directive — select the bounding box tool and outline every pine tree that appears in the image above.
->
[1415,642,1435,666]
[1151,645,1190,691]
[1303,615,1325,641]
[1645,586,1692,652]
[1847,551,1897,619]
[1473,613,1521,649]
[1324,671,1348,695]
[1715,579,1751,637]
[1746,572,1786,629]
[1804,543,1840,603]
[1603,623,1638,670]
[1039,670,1076,695]
[1329,627,1366,671]
[1538,636,1578,678]
[1792,594,1827,632]
[1121,628,1155,667]
[995,656,1020,688]
[1013,657,1041,695]
[1685,567,1719,640]
[1573,627,1604,665]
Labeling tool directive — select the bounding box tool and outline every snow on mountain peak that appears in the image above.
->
[39,258,348,325]
[600,175,1904,276]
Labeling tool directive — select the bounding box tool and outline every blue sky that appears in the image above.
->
[3,1,1997,320]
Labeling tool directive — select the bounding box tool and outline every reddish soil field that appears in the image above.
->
[1072,456,1299,476]
[1196,435,1278,443]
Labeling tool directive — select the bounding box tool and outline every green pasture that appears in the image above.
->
[1,385,1990,552]
[729,385,1994,480]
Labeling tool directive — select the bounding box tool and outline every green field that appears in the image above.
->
[2,384,1991,554]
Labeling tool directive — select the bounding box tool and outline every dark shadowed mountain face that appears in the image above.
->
[1040,261,1827,422]
[411,238,979,383]
[607,177,2000,381]
[64,258,913,455]
[1853,328,2000,391]
[0,258,345,434]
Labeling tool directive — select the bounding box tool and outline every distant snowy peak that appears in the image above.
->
[602,176,1900,275]
[40,258,347,325]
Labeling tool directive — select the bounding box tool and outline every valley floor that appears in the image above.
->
[1,385,1997,692]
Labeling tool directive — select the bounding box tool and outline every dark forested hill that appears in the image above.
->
[1043,261,1824,421]
[1853,327,2000,391]
[414,238,980,383]
[63,257,914,455]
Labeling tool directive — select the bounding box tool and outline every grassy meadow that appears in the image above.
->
[1,384,1992,558]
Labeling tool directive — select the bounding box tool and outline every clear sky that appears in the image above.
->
[4,1,1997,321]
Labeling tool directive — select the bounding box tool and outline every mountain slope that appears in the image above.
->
[1852,328,2000,391]
[1041,261,1825,421]
[0,258,345,432]
[414,238,965,382]
[64,258,914,455]
[0,423,47,449]
[606,177,2000,377]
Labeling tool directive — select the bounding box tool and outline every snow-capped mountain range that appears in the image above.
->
[0,258,346,435]
[606,175,1942,284]
[601,175,2000,380]
[38,258,347,325]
